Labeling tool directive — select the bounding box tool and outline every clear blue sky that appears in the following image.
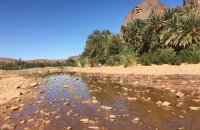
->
[0,0,182,60]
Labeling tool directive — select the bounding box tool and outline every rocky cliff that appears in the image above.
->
[188,0,200,12]
[125,0,169,24]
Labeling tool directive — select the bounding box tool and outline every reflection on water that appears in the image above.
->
[3,74,200,130]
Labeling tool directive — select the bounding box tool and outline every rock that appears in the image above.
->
[193,99,200,103]
[20,120,25,124]
[64,102,70,106]
[122,87,128,92]
[133,81,139,86]
[44,120,51,125]
[127,97,137,101]
[29,82,38,87]
[16,85,21,89]
[177,102,183,108]
[67,110,73,116]
[109,115,116,119]
[88,126,100,129]
[3,116,11,121]
[162,101,171,107]
[11,106,20,111]
[132,117,140,124]
[66,126,72,130]
[55,116,61,119]
[176,92,185,98]
[190,107,200,111]
[125,0,169,24]
[28,119,34,122]
[186,0,200,12]
[170,89,176,93]
[80,119,89,123]
[88,126,100,130]
[101,105,112,110]
[91,100,98,104]
[156,101,162,106]
[1,124,15,130]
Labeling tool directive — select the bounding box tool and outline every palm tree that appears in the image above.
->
[160,12,200,49]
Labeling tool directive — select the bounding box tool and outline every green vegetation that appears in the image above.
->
[81,6,200,66]
[80,30,136,67]
[0,58,78,70]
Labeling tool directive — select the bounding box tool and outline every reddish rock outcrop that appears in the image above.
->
[125,0,169,24]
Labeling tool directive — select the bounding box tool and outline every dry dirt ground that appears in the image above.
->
[68,64,200,75]
[0,76,38,105]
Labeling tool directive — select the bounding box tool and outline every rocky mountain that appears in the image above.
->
[125,0,200,24]
[125,0,169,24]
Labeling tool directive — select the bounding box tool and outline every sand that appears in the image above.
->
[67,64,200,75]
[0,76,35,104]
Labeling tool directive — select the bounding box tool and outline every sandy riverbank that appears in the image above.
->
[68,64,200,75]
[0,75,40,105]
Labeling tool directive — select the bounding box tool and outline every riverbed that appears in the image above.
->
[1,73,200,130]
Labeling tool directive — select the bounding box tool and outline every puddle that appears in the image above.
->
[1,74,200,130]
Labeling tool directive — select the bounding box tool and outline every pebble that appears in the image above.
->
[127,97,137,101]
[80,119,89,123]
[29,82,38,87]
[190,107,200,111]
[109,115,116,119]
[101,106,112,110]
[11,106,20,111]
[132,118,140,124]
[176,92,185,98]
[88,126,100,129]
[162,101,171,107]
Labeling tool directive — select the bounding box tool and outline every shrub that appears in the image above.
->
[106,55,122,66]
[153,48,177,65]
[139,53,152,66]
[79,57,91,67]
[139,48,181,65]
[178,44,200,64]
[120,46,137,67]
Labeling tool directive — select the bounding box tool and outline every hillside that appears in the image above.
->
[0,57,17,63]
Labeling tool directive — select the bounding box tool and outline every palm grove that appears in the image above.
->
[79,5,200,67]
